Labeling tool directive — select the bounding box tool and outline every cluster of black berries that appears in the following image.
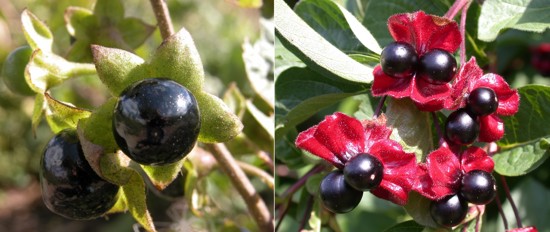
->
[40,78,200,219]
[430,170,497,227]
[319,154,383,213]
[381,42,457,84]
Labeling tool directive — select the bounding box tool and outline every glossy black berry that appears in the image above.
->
[380,42,418,78]
[430,194,468,227]
[445,108,479,145]
[343,153,384,191]
[460,170,496,205]
[113,78,200,165]
[319,170,363,214]
[40,130,119,220]
[467,87,498,116]
[418,49,457,84]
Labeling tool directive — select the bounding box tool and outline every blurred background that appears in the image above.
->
[0,0,273,231]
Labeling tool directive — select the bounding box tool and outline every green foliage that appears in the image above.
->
[493,137,550,176]
[478,0,550,42]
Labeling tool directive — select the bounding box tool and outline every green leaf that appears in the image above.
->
[274,0,374,84]
[383,220,424,232]
[403,192,439,228]
[141,159,185,190]
[497,178,550,231]
[478,0,550,42]
[119,18,156,48]
[92,28,243,143]
[305,172,324,195]
[65,7,96,39]
[93,0,124,24]
[79,98,118,151]
[120,169,156,232]
[362,0,451,46]
[44,93,91,133]
[274,36,305,78]
[353,94,379,120]
[499,85,550,147]
[336,3,382,54]
[223,84,247,118]
[493,137,550,176]
[21,9,53,52]
[275,67,366,137]
[31,93,45,135]
[385,98,434,162]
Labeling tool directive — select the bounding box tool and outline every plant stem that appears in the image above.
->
[374,95,387,118]
[444,0,470,19]
[459,1,471,65]
[149,0,174,39]
[500,175,523,228]
[206,143,273,231]
[298,195,315,231]
[495,194,509,230]
[236,160,274,189]
[280,164,325,199]
[275,201,289,231]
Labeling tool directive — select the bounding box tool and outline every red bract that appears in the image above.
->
[445,58,520,142]
[414,145,494,200]
[507,227,538,232]
[295,112,417,205]
[371,11,461,111]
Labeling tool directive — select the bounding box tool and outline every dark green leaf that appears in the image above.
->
[499,85,550,147]
[274,0,374,83]
[383,220,424,232]
[93,0,124,25]
[403,191,439,228]
[362,0,451,47]
[118,18,156,48]
[385,98,434,161]
[493,138,550,176]
[478,0,550,42]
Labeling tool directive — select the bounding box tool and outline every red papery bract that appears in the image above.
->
[414,146,494,200]
[295,113,418,205]
[372,11,460,111]
[478,115,505,142]
[507,227,538,232]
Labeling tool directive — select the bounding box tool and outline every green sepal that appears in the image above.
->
[21,9,53,52]
[44,93,91,134]
[78,97,119,152]
[141,159,185,190]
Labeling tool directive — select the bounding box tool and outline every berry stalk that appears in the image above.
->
[149,0,175,39]
[444,0,471,19]
[459,1,472,65]
[495,194,509,230]
[374,95,387,118]
[500,175,523,228]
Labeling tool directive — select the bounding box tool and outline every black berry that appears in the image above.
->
[113,78,201,165]
[430,194,468,227]
[343,153,383,191]
[418,49,457,84]
[467,87,498,116]
[319,170,363,214]
[460,170,496,205]
[445,108,479,145]
[380,42,418,78]
[40,130,119,220]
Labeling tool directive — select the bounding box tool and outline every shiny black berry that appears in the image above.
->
[430,194,468,227]
[343,153,384,191]
[445,109,479,145]
[40,130,119,220]
[460,170,496,205]
[319,170,363,214]
[418,49,457,84]
[113,78,200,165]
[467,87,498,116]
[380,42,418,78]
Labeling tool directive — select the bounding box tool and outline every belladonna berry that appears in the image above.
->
[430,194,468,227]
[418,49,457,84]
[445,108,479,145]
[319,170,363,214]
[467,87,498,116]
[40,130,119,220]
[113,78,200,165]
[343,153,384,191]
[460,170,496,205]
[380,42,418,78]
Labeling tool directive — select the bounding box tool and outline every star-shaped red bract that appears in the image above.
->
[371,11,461,111]
[414,144,494,200]
[444,57,520,142]
[507,226,538,232]
[295,112,417,205]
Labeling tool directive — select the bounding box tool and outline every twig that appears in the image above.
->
[298,195,315,231]
[495,194,509,230]
[236,160,274,189]
[459,1,472,65]
[149,0,174,39]
[500,175,522,228]
[374,95,387,118]
[280,164,325,199]
[444,0,471,19]
[206,143,273,232]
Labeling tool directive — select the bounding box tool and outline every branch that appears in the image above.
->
[206,143,273,231]
[236,160,274,190]
[149,0,174,39]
